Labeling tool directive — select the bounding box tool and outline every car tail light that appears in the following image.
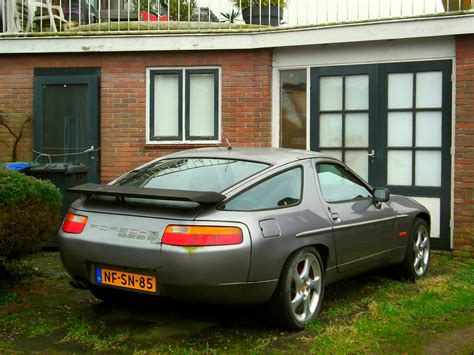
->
[162,225,243,246]
[62,213,88,234]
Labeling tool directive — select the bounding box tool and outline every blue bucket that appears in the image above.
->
[2,162,32,171]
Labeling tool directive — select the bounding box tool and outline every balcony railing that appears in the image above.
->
[1,0,473,35]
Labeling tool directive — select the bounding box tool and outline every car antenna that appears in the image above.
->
[221,128,232,150]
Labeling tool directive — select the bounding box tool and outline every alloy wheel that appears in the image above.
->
[413,224,430,276]
[290,252,323,323]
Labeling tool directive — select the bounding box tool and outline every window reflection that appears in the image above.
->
[316,163,371,202]
[280,70,307,149]
[223,168,302,211]
[118,158,269,192]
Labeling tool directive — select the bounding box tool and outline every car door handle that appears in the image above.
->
[331,212,342,224]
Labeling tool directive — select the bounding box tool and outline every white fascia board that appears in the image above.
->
[273,37,455,68]
[1,14,473,54]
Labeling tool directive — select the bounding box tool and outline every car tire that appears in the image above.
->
[268,247,325,331]
[398,218,431,280]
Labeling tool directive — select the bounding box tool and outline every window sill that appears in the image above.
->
[144,141,223,149]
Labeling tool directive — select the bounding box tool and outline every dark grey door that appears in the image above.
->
[311,61,452,250]
[378,61,452,250]
[33,68,100,183]
[310,65,377,183]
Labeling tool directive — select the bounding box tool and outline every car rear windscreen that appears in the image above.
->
[117,158,269,193]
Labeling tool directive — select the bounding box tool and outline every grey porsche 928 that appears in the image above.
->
[58,148,431,330]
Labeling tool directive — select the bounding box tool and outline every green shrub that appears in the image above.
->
[0,257,34,284]
[0,167,62,259]
[166,0,197,21]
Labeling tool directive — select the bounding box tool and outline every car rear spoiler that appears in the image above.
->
[68,183,226,205]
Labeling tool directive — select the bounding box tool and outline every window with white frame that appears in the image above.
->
[148,68,219,143]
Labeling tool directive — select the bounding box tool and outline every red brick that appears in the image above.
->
[0,49,272,182]
[454,35,474,259]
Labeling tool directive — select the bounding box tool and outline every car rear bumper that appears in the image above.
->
[58,229,276,304]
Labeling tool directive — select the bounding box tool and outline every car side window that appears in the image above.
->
[223,167,302,211]
[316,163,372,203]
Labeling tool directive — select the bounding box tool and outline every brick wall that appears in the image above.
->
[454,35,474,259]
[0,50,272,182]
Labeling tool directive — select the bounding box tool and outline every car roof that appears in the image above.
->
[162,147,327,166]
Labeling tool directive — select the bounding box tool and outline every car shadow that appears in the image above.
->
[84,266,400,337]
[87,295,269,336]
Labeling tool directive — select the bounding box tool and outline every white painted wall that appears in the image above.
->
[273,36,455,68]
[200,0,447,25]
[283,0,447,25]
[410,197,441,238]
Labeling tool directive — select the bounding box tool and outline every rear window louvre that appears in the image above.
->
[68,183,225,205]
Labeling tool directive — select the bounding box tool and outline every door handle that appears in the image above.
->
[366,150,375,159]
[331,212,342,224]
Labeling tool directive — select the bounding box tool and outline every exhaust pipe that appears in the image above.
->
[69,280,89,290]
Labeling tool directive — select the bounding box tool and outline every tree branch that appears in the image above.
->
[0,114,31,162]
[0,115,19,139]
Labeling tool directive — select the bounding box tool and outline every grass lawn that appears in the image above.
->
[309,255,474,353]
[0,252,473,353]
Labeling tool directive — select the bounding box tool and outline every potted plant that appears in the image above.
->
[221,9,240,23]
[441,0,472,11]
[167,0,197,21]
[133,0,196,21]
[233,0,287,26]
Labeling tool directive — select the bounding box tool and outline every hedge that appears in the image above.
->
[0,167,62,259]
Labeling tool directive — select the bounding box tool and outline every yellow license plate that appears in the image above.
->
[95,267,156,293]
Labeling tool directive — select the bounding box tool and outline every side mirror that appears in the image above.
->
[373,187,390,203]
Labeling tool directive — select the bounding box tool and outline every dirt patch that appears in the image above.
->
[423,324,474,354]
[0,252,473,353]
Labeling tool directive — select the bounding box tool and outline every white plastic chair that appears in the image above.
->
[25,0,66,32]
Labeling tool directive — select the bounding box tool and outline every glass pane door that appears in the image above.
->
[380,61,452,249]
[386,72,443,188]
[310,61,452,250]
[280,70,307,149]
[311,66,375,182]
